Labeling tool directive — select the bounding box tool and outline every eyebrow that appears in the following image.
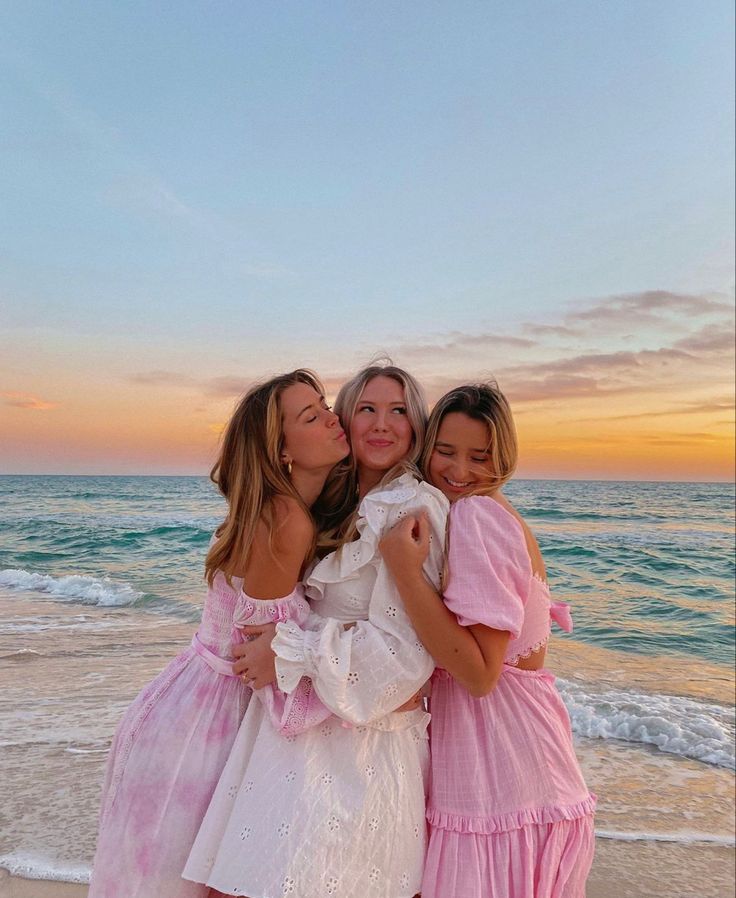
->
[297,396,327,419]
[435,441,489,453]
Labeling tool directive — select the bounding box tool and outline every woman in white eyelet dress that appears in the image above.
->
[184,367,450,898]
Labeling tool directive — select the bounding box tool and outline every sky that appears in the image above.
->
[1,0,734,480]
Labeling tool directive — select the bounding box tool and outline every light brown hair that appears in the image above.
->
[314,362,428,546]
[205,369,324,585]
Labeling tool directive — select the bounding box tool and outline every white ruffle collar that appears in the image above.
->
[305,472,422,599]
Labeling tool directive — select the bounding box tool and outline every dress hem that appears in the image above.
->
[193,873,422,898]
[427,793,597,834]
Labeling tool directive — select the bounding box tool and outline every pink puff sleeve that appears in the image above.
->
[443,496,531,636]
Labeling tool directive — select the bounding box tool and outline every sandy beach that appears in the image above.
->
[4,837,736,897]
[1,478,733,898]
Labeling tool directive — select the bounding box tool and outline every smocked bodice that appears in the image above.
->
[504,573,572,664]
[197,568,310,661]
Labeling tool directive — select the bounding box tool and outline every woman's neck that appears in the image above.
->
[357,467,386,500]
[291,468,330,508]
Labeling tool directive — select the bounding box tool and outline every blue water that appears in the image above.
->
[1,475,733,665]
[1,475,734,884]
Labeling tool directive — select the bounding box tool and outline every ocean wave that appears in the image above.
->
[0,648,42,661]
[0,568,141,607]
[560,678,735,769]
[594,829,735,846]
[0,852,91,883]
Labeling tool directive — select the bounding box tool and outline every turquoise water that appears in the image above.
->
[1,475,733,664]
[0,475,733,884]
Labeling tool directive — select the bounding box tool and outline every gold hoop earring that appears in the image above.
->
[286,460,293,476]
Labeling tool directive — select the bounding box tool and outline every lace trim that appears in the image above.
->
[506,627,551,666]
[281,676,314,737]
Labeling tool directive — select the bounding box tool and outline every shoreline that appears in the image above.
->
[3,837,735,898]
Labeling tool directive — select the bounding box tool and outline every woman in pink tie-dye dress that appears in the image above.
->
[88,369,349,898]
[381,383,595,898]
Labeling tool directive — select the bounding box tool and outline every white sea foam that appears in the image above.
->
[595,829,736,847]
[0,568,141,607]
[0,852,91,883]
[559,678,735,770]
[0,648,42,660]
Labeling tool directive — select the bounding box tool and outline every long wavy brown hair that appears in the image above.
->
[313,362,428,548]
[205,369,324,585]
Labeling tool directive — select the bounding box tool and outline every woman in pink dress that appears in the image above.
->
[381,382,596,898]
[88,369,349,898]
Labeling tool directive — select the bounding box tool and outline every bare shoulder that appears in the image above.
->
[271,495,315,545]
[494,492,546,578]
[241,498,315,598]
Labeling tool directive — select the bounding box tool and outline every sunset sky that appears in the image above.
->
[1,1,734,480]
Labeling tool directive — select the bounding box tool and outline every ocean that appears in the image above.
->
[0,475,734,891]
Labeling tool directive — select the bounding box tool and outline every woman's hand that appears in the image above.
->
[379,512,430,577]
[395,689,424,712]
[231,623,278,689]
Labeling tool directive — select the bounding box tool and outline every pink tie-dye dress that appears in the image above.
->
[88,563,311,898]
[422,496,596,898]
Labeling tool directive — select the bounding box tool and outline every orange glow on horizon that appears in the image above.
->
[1,384,733,480]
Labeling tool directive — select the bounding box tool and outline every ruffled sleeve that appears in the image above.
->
[272,475,449,726]
[443,496,530,636]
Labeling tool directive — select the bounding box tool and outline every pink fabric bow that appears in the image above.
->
[550,601,573,633]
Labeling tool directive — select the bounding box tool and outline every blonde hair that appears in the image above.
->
[422,382,518,495]
[314,362,428,546]
[205,369,324,585]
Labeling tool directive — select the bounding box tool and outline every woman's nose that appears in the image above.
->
[450,460,469,480]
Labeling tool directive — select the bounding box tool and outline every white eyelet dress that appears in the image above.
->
[183,474,449,898]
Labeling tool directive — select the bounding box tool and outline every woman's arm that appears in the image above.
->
[380,514,510,697]
[246,485,447,725]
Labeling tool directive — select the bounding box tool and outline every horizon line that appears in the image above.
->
[1,473,734,486]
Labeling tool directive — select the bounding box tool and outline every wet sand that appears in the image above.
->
[2,607,732,898]
[4,837,736,898]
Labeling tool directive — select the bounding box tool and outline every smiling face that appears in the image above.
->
[279,382,349,474]
[349,375,414,477]
[428,411,495,502]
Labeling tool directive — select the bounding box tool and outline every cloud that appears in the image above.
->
[643,433,722,445]
[566,290,731,328]
[400,331,536,358]
[574,398,735,423]
[671,323,736,354]
[129,371,201,388]
[521,323,580,338]
[2,391,59,410]
[128,370,339,401]
[205,377,251,398]
[493,346,699,403]
[104,176,205,230]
